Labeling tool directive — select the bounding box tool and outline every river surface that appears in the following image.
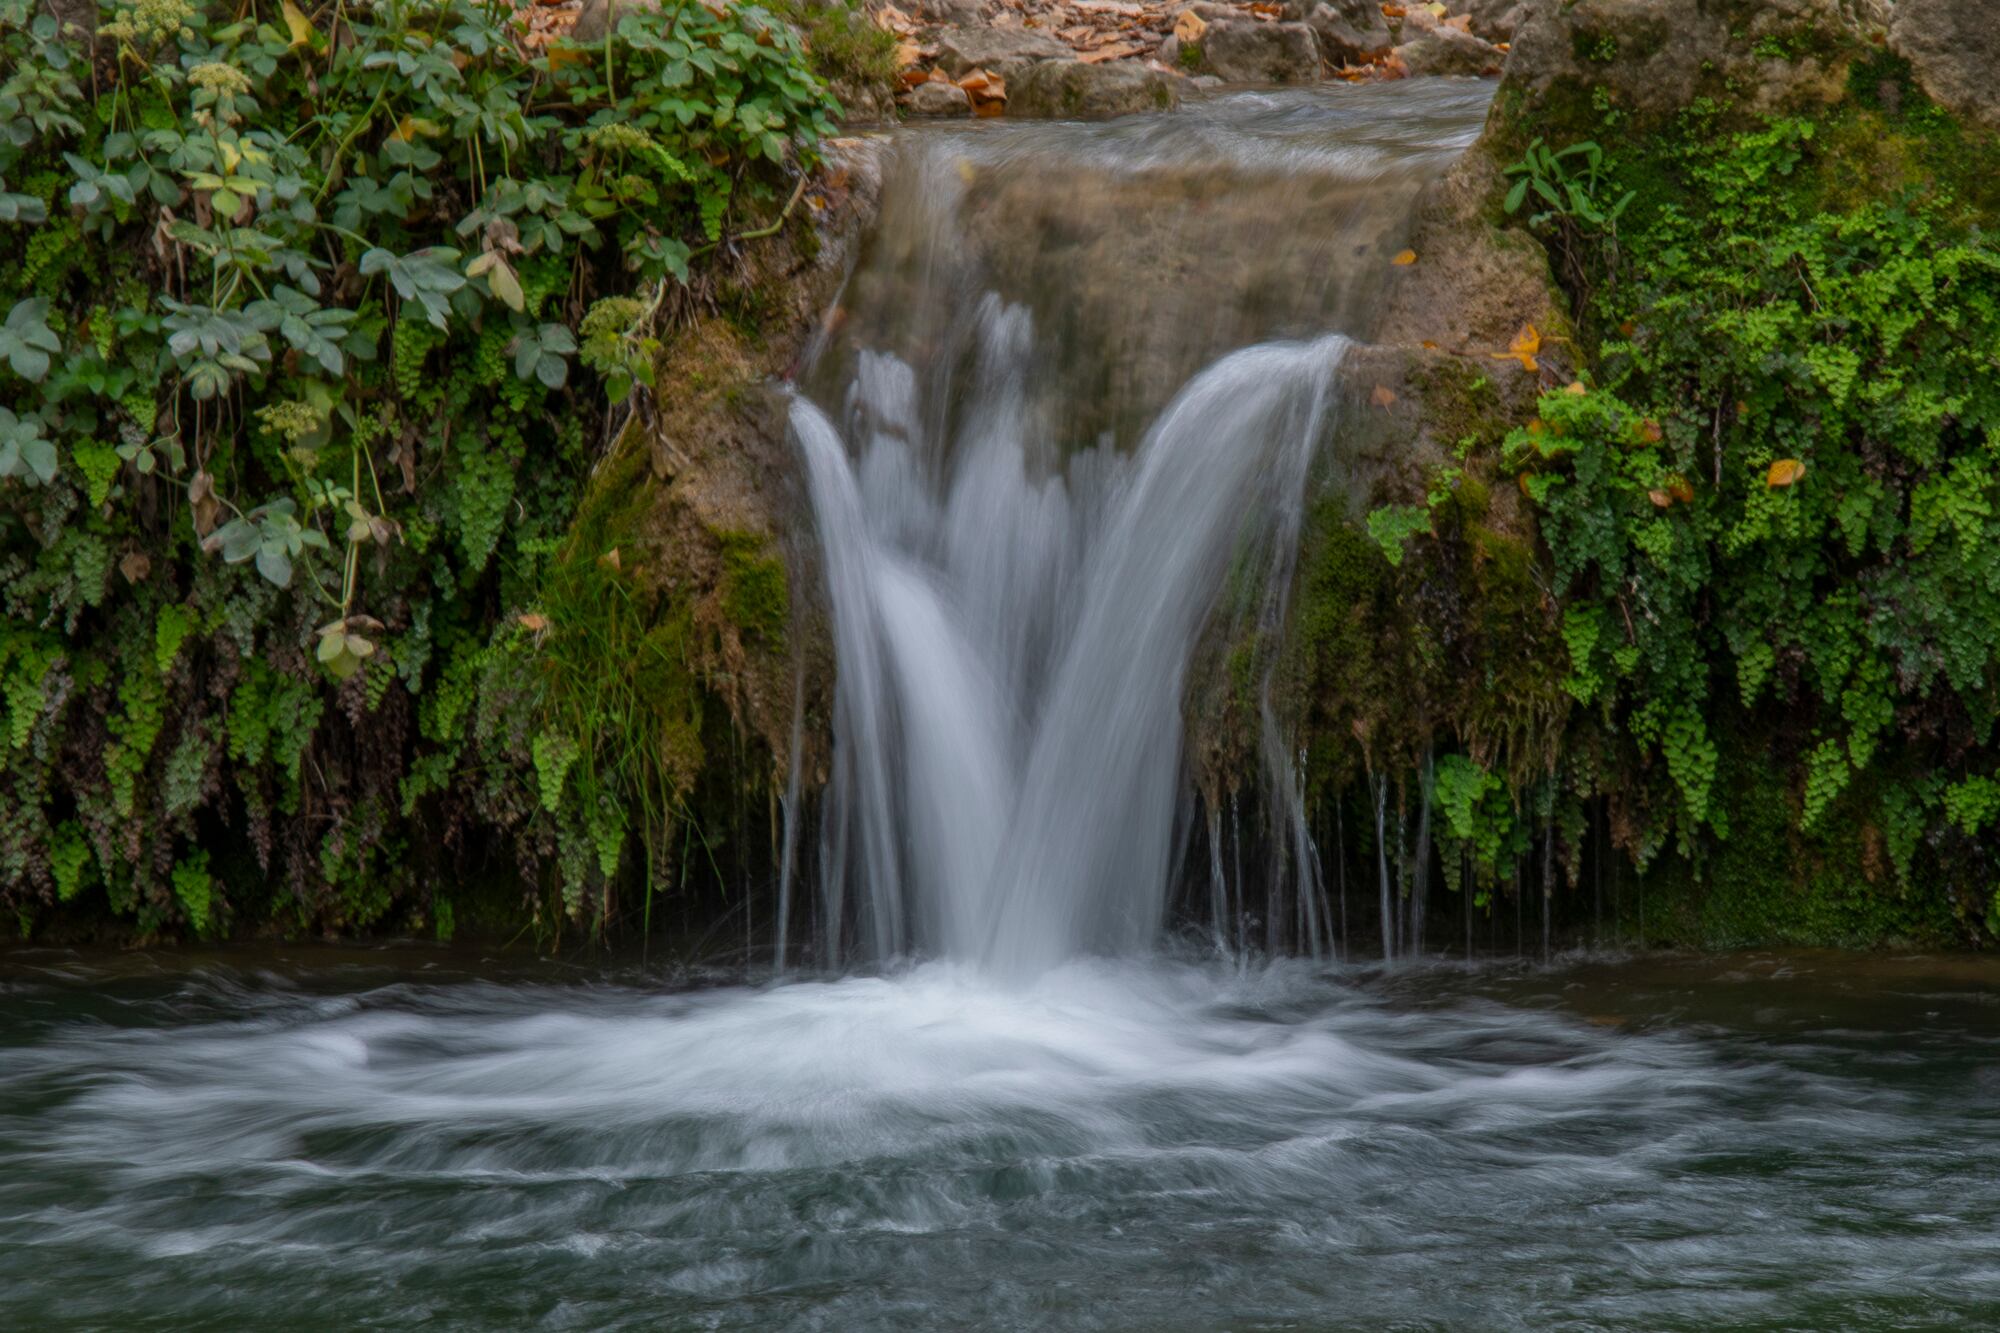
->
[3,948,1998,1330]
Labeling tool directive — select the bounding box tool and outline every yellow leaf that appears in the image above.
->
[1392,249,1417,266]
[518,612,549,632]
[1767,459,1807,488]
[281,0,315,48]
[1667,474,1694,504]
[548,45,591,73]
[1564,380,1586,395]
[1490,323,1541,372]
[1420,339,1439,350]
[486,256,524,313]
[894,40,921,68]
[387,116,444,143]
[1174,9,1207,43]
[1370,384,1397,408]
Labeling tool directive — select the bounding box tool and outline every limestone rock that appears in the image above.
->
[936,26,1076,79]
[1008,59,1183,119]
[1304,0,1393,65]
[913,0,987,24]
[1890,0,2000,134]
[1396,27,1503,77]
[905,79,974,117]
[1504,0,1888,125]
[1195,18,1321,84]
[1456,0,1526,44]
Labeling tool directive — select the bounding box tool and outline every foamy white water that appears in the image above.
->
[5,953,1998,1330]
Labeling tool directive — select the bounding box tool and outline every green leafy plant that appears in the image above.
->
[0,0,835,940]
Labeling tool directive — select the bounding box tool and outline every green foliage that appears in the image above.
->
[0,0,833,939]
[1502,93,2000,936]
[1502,138,1635,236]
[1431,754,1517,878]
[1364,504,1432,569]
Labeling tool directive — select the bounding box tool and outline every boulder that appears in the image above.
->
[1194,18,1321,84]
[1007,59,1183,119]
[1304,0,1393,65]
[913,0,987,24]
[1456,0,1526,45]
[1890,0,2000,134]
[904,79,974,116]
[1396,27,1503,77]
[936,26,1076,79]
[1504,0,1888,125]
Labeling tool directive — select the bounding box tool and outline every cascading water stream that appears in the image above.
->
[793,319,1345,974]
[786,84,1495,971]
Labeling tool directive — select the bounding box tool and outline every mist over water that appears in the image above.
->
[5,953,1999,1329]
[6,88,1997,1330]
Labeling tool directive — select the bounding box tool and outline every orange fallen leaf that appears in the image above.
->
[1648,489,1674,509]
[1491,322,1541,372]
[599,547,622,571]
[1392,248,1417,266]
[1420,339,1439,350]
[1564,380,1587,395]
[895,40,921,68]
[1173,9,1207,42]
[518,612,549,632]
[974,99,1006,117]
[1667,474,1694,504]
[1618,320,1637,337]
[900,66,930,87]
[1767,459,1807,488]
[957,67,992,91]
[1638,418,1663,444]
[1080,44,1142,62]
[1371,384,1398,408]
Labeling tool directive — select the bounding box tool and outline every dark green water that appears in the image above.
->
[2,948,1996,1330]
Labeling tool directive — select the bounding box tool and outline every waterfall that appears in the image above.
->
[793,319,1345,973]
[783,85,1489,972]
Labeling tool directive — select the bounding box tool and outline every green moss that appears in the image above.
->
[763,0,898,104]
[716,530,790,645]
[1636,748,1957,949]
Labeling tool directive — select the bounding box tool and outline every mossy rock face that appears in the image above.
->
[1888,0,2000,137]
[1632,747,1959,949]
[550,138,887,820]
[1500,0,1888,142]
